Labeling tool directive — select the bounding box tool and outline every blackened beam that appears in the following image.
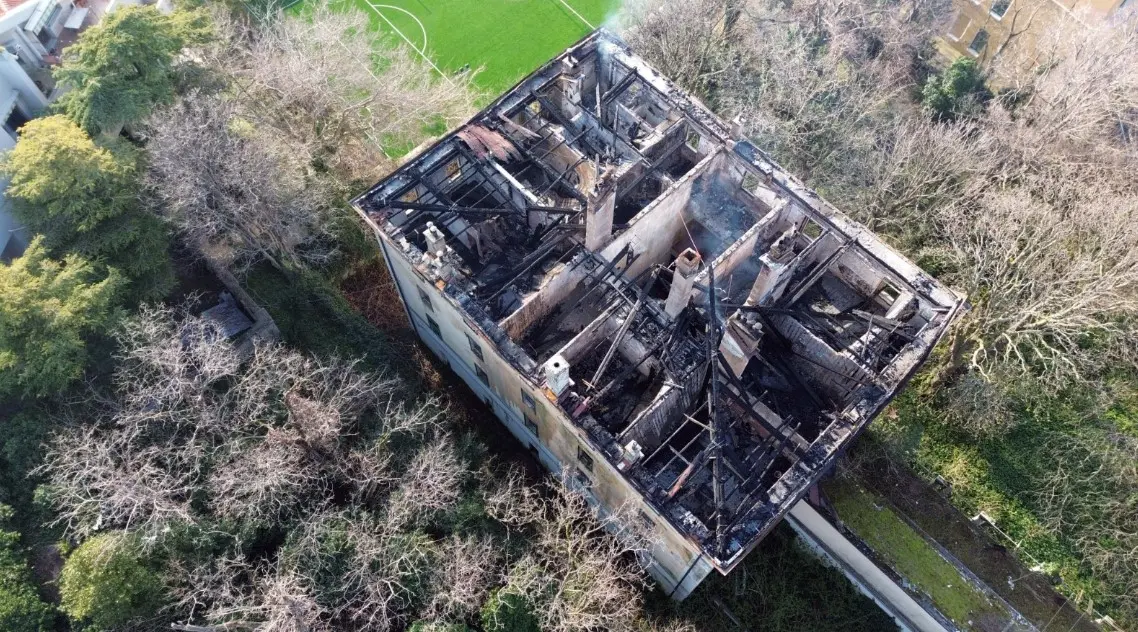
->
[492,117,589,206]
[723,427,799,538]
[588,269,659,388]
[386,201,579,217]
[666,443,712,499]
[715,368,804,458]
[602,69,639,106]
[537,156,590,198]
[567,244,632,312]
[719,304,915,342]
[706,268,730,557]
[530,91,604,159]
[642,414,699,473]
[743,309,829,409]
[482,234,569,302]
[618,136,686,197]
[589,312,678,406]
[535,128,592,163]
[784,241,853,307]
[573,96,654,166]
[453,142,529,214]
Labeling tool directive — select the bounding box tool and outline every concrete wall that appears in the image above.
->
[600,149,721,279]
[379,232,715,599]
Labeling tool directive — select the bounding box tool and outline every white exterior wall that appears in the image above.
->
[377,235,716,599]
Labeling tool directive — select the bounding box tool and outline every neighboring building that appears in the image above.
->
[937,0,1133,67]
[0,0,96,259]
[353,30,965,599]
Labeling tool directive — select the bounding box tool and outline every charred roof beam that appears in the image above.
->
[386,201,579,217]
[601,68,639,106]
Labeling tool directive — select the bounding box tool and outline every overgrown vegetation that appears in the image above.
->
[825,476,1002,627]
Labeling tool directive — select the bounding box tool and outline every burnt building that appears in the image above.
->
[352,30,965,599]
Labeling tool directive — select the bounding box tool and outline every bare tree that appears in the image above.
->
[145,93,331,271]
[621,0,739,96]
[39,304,419,539]
[937,187,1138,387]
[168,554,333,632]
[486,471,653,632]
[384,437,466,529]
[424,534,501,622]
[208,2,477,184]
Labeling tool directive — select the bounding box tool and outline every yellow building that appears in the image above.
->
[937,0,1131,66]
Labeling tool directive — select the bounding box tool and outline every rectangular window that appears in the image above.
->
[521,390,537,412]
[475,364,490,386]
[426,315,441,338]
[524,414,539,438]
[418,286,433,312]
[577,446,594,471]
[638,510,655,530]
[466,334,484,361]
[968,29,989,55]
[990,0,1011,18]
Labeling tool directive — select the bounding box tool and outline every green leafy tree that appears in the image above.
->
[0,237,121,400]
[53,5,212,136]
[1,116,173,301]
[59,533,164,630]
[921,57,993,122]
[0,506,54,632]
[480,588,540,632]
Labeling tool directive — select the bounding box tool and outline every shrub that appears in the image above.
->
[0,507,53,632]
[59,533,164,630]
[921,58,992,121]
[480,588,539,632]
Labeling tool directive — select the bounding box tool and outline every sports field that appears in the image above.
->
[349,0,622,93]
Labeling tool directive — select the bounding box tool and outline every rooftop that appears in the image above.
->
[353,29,965,572]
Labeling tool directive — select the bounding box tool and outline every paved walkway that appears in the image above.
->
[787,501,951,632]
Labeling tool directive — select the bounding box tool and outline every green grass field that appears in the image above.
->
[350,0,621,93]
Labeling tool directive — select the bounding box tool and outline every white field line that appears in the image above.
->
[364,0,455,85]
[371,3,428,52]
[557,0,595,29]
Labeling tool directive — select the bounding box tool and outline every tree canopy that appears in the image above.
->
[59,533,164,630]
[0,237,121,400]
[0,506,54,632]
[1,116,173,301]
[53,5,211,136]
[921,57,992,121]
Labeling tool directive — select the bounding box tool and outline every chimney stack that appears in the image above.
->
[747,228,798,307]
[665,248,702,317]
[544,354,573,398]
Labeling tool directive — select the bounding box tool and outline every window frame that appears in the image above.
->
[474,364,490,387]
[968,28,990,55]
[425,314,442,338]
[989,0,1011,19]
[521,389,537,412]
[418,286,434,312]
[524,414,539,438]
[466,333,484,362]
[577,446,594,472]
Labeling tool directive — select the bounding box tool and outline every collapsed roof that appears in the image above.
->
[354,29,965,572]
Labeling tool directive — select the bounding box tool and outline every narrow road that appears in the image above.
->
[788,501,952,632]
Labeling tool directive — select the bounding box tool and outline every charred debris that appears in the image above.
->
[354,30,964,574]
